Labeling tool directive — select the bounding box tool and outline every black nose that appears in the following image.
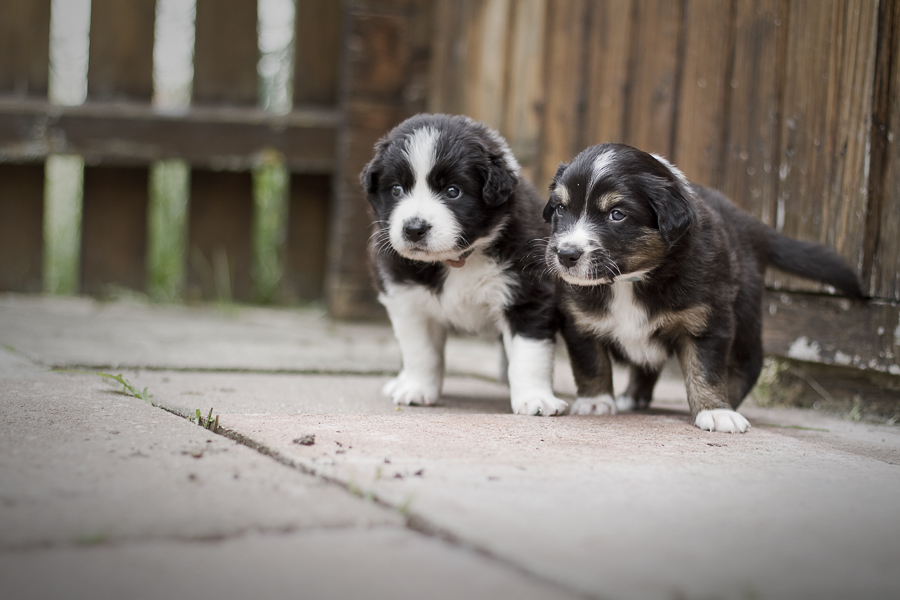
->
[556,246,583,268]
[403,219,431,242]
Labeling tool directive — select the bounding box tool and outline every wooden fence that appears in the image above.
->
[1,0,899,384]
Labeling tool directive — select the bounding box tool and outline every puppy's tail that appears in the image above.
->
[766,229,865,299]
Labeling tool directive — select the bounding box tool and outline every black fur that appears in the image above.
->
[544,143,864,427]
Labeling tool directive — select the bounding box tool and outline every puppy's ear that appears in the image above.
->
[646,178,696,248]
[543,163,569,222]
[482,154,517,207]
[359,158,379,196]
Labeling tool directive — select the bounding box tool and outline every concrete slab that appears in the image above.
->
[0,368,399,548]
[0,527,580,600]
[3,294,900,600]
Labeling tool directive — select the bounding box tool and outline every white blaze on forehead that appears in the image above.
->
[588,149,616,196]
[404,126,440,186]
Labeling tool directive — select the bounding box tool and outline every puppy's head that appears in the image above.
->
[543,143,696,286]
[361,114,519,267]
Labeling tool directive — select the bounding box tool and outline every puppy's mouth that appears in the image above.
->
[399,245,475,268]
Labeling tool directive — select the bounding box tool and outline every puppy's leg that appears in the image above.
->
[381,292,447,406]
[561,323,617,416]
[503,333,568,416]
[616,364,661,411]
[678,338,750,433]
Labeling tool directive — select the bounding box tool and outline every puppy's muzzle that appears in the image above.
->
[556,245,583,268]
[403,218,431,243]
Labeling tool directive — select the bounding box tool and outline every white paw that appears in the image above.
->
[382,373,439,406]
[694,409,750,433]
[615,394,635,412]
[570,394,617,415]
[511,394,568,416]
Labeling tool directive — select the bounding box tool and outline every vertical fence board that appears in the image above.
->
[466,0,511,132]
[0,0,50,292]
[189,0,258,301]
[583,0,633,147]
[502,0,546,183]
[81,167,148,294]
[0,164,44,292]
[283,174,330,301]
[872,0,900,300]
[625,0,683,158]
[0,0,51,96]
[538,0,589,186]
[294,0,343,106]
[774,0,875,293]
[428,0,475,117]
[186,171,254,301]
[720,0,785,221]
[81,0,155,295]
[193,0,258,106]
[329,0,432,318]
[87,0,156,101]
[672,0,734,187]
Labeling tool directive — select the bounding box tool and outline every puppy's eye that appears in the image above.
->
[555,204,565,215]
[608,209,625,222]
[444,186,461,199]
[391,185,403,198]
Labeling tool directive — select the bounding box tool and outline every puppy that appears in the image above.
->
[361,113,567,416]
[543,143,864,432]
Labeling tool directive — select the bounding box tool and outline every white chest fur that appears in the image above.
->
[383,253,515,335]
[571,280,668,367]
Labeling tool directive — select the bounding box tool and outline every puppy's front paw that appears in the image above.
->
[570,394,617,415]
[694,409,750,433]
[382,373,439,406]
[615,394,635,412]
[511,394,568,416]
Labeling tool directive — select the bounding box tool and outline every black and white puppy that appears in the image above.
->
[544,143,864,432]
[361,113,567,416]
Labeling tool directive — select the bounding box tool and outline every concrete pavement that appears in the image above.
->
[1,293,899,600]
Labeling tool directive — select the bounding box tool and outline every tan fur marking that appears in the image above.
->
[677,340,730,416]
[651,304,710,338]
[597,192,622,212]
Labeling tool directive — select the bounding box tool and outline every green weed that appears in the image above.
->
[193,407,219,433]
[97,372,152,403]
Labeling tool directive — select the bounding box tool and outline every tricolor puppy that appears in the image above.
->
[361,113,567,416]
[544,143,864,432]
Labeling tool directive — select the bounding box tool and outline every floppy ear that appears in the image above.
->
[359,158,379,196]
[482,154,517,207]
[543,163,569,222]
[645,177,696,248]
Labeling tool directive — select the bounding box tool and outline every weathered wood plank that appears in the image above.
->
[0,102,338,172]
[0,0,51,97]
[294,0,343,106]
[186,170,254,302]
[80,167,148,295]
[82,0,155,295]
[330,0,432,319]
[773,0,876,294]
[193,0,259,106]
[466,0,512,132]
[0,163,44,292]
[502,0,546,182]
[282,174,331,302]
[87,0,156,101]
[762,290,899,377]
[538,0,589,186]
[870,0,900,301]
[583,0,633,147]
[672,0,734,188]
[624,0,683,157]
[720,0,785,222]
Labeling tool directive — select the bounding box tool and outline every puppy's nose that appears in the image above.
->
[556,246,583,268]
[403,219,431,242]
